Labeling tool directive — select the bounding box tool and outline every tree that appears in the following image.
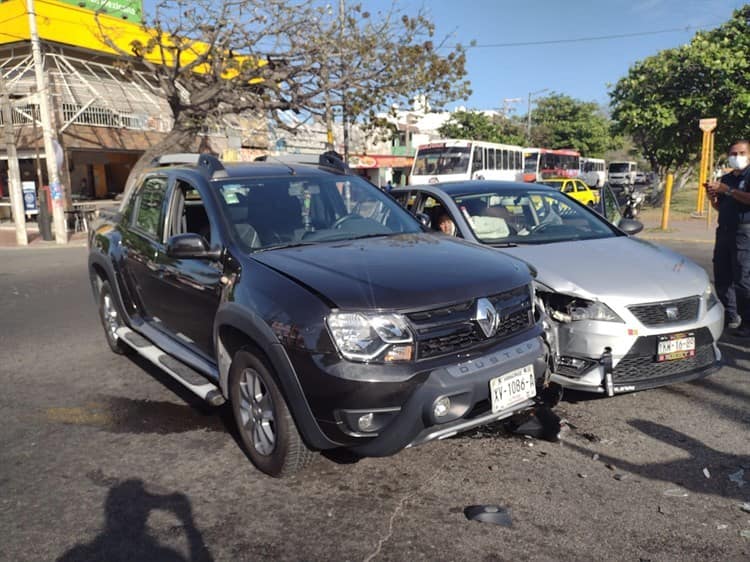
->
[96,0,471,191]
[527,94,617,156]
[609,6,750,189]
[437,111,526,145]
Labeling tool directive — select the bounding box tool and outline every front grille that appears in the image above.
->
[612,328,716,383]
[628,296,700,326]
[407,285,533,360]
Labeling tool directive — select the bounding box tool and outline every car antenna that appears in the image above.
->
[253,154,298,175]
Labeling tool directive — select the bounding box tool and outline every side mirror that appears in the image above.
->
[415,212,431,228]
[166,233,222,260]
[618,218,644,235]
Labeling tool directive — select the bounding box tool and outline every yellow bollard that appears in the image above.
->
[696,131,708,214]
[661,174,674,230]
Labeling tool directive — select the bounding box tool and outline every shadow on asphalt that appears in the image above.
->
[564,419,750,501]
[56,479,213,562]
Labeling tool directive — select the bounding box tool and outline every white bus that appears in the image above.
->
[409,139,524,185]
[580,157,607,187]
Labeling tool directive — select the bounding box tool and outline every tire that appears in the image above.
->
[229,350,315,477]
[98,280,130,355]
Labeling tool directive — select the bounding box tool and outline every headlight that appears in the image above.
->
[569,299,623,322]
[326,311,414,362]
[704,284,719,310]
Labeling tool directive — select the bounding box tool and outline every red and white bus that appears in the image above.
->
[409,139,524,185]
[522,148,580,182]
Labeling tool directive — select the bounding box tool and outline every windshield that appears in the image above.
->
[608,163,630,173]
[523,152,539,173]
[413,146,470,175]
[216,175,422,250]
[452,188,618,245]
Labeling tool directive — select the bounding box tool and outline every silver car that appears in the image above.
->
[393,181,724,396]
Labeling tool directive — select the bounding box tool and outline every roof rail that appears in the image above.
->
[254,151,350,174]
[151,153,226,176]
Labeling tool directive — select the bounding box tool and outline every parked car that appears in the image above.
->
[539,178,599,207]
[634,171,648,185]
[393,181,724,396]
[88,153,552,477]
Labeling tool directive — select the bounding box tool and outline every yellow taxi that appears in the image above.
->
[540,178,600,207]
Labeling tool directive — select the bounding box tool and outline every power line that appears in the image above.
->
[456,24,721,49]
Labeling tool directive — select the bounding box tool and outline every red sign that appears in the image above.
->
[348,155,414,169]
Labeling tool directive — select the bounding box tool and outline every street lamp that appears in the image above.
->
[526,88,549,138]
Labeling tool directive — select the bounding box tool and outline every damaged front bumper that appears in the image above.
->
[549,328,723,395]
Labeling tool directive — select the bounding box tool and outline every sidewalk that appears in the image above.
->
[637,207,716,244]
[0,225,88,249]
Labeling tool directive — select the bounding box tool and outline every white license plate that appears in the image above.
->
[490,364,536,413]
[657,333,695,362]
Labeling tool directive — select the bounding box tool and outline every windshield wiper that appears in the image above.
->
[348,233,392,241]
[256,241,318,252]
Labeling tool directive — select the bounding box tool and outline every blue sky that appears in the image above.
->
[141,0,746,113]
[359,0,746,113]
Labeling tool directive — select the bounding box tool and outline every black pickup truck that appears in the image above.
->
[88,152,551,477]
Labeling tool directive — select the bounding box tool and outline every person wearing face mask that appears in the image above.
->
[706,139,750,336]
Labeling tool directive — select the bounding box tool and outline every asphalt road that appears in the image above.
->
[1,241,749,562]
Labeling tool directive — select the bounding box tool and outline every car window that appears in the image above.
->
[132,176,168,239]
[217,175,422,250]
[168,181,213,244]
[454,188,618,245]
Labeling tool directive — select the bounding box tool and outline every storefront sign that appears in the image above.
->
[57,0,142,20]
[22,181,38,214]
[348,155,414,169]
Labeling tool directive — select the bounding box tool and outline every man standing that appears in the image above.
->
[706,140,750,335]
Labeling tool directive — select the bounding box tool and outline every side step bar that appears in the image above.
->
[116,327,225,406]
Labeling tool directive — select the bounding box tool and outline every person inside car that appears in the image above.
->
[436,212,456,236]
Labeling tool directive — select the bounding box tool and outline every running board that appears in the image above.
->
[116,327,225,406]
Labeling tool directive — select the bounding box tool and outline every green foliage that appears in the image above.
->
[610,5,750,177]
[437,111,526,145]
[529,94,617,156]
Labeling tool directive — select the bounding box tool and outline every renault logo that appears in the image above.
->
[475,298,498,338]
[665,306,679,320]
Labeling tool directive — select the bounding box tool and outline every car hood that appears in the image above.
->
[251,233,530,310]
[501,236,709,302]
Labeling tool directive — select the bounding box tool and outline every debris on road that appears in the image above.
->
[739,502,750,514]
[578,473,588,479]
[740,530,750,540]
[702,468,711,479]
[613,473,629,481]
[662,488,689,498]
[729,469,746,488]
[464,505,512,527]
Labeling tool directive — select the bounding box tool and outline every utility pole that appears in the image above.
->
[339,0,349,162]
[26,0,67,244]
[501,97,521,118]
[0,74,28,245]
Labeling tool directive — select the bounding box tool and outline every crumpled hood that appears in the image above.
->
[502,236,709,302]
[251,233,531,309]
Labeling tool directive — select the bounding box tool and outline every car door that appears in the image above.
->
[120,175,170,322]
[573,180,591,205]
[151,178,224,358]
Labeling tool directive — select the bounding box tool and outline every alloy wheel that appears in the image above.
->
[238,368,276,455]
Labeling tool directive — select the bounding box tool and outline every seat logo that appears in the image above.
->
[665,306,679,320]
[475,298,498,338]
